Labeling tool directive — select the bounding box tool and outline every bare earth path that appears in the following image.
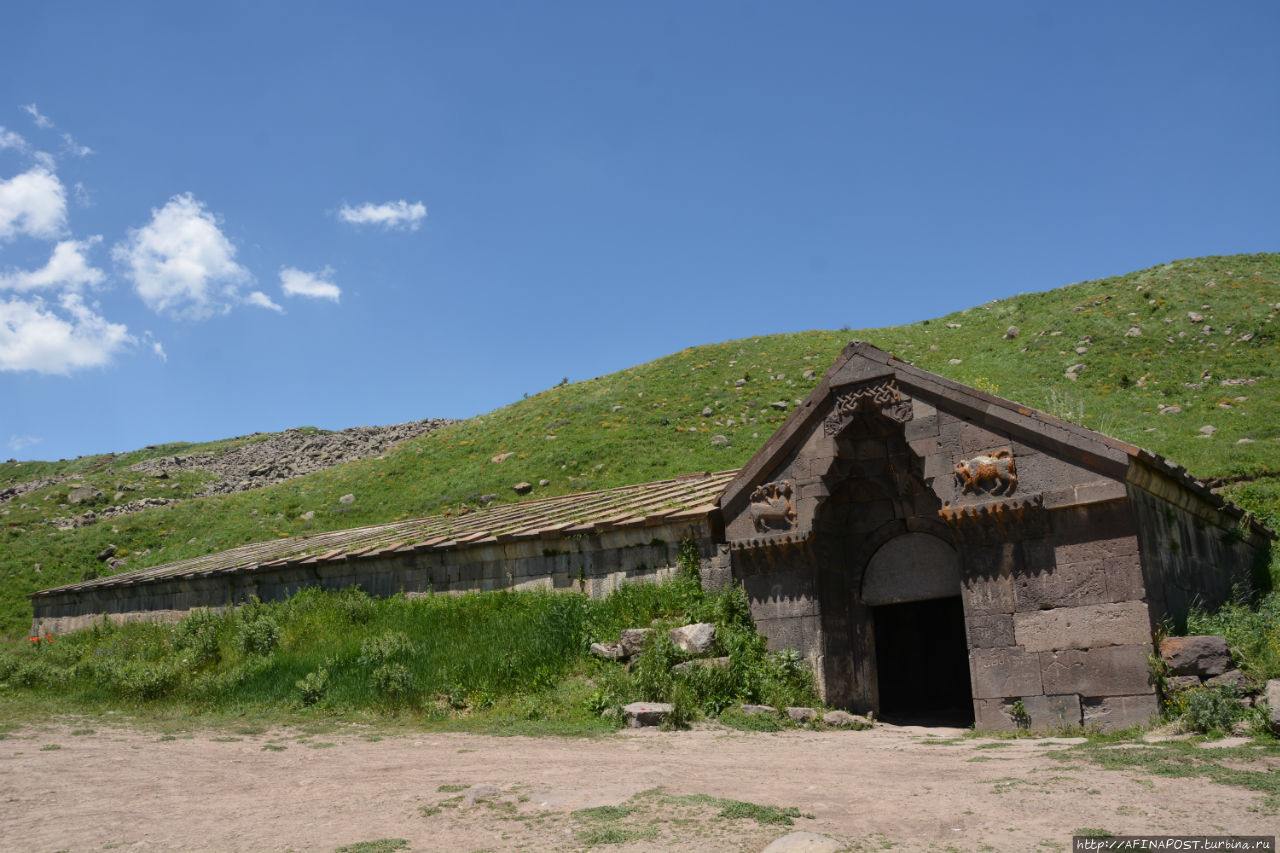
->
[1,721,1274,852]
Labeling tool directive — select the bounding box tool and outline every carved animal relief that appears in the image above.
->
[749,480,797,532]
[954,449,1017,495]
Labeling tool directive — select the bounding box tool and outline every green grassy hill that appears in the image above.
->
[2,252,1277,637]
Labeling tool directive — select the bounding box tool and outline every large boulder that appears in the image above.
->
[1205,669,1246,692]
[823,710,873,729]
[618,628,654,658]
[623,702,673,728]
[1159,635,1233,678]
[670,622,716,654]
[590,642,626,661]
[786,707,818,723]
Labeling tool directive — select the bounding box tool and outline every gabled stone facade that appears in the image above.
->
[717,342,1272,731]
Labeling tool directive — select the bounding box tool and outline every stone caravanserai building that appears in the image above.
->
[31,342,1273,731]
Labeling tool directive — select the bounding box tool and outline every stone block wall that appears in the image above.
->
[31,521,718,635]
[1126,461,1272,628]
[963,500,1159,732]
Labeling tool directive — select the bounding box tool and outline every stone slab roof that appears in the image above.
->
[31,470,737,598]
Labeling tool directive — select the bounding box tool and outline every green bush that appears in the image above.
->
[175,608,223,665]
[1186,591,1280,683]
[1170,684,1246,734]
[236,615,280,657]
[296,665,330,706]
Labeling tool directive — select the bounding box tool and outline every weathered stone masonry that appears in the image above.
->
[31,343,1272,732]
[716,343,1272,731]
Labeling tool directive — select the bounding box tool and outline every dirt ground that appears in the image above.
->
[1,719,1275,853]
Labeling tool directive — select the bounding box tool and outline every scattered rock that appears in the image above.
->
[512,482,533,496]
[538,479,550,487]
[1160,635,1232,678]
[1206,669,1247,692]
[1159,405,1182,415]
[67,486,103,505]
[612,405,624,412]
[95,544,117,562]
[786,707,818,723]
[740,704,777,716]
[1187,311,1204,323]
[946,323,961,329]
[461,784,502,807]
[710,435,729,446]
[126,418,455,499]
[822,710,872,728]
[734,378,747,387]
[770,401,788,411]
[590,642,626,661]
[802,369,816,380]
[948,358,962,365]
[1125,326,1142,338]
[1004,326,1019,339]
[1165,675,1201,692]
[300,511,315,521]
[702,407,713,417]
[624,702,673,728]
[672,657,730,674]
[669,623,716,654]
[249,509,258,517]
[491,452,513,464]
[1075,347,1089,355]
[339,493,355,505]
[618,628,654,658]
[1237,438,1254,445]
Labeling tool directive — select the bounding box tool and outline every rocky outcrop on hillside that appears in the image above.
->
[129,418,456,496]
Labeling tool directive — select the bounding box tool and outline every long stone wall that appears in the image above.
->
[1127,461,1272,627]
[31,520,717,635]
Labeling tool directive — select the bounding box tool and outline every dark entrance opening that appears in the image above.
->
[872,596,974,726]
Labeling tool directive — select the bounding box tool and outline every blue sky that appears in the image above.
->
[2,2,1277,461]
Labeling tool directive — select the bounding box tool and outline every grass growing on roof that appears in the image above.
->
[2,252,1279,637]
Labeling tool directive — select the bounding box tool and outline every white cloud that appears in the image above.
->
[0,292,133,374]
[112,192,251,320]
[22,104,53,129]
[153,341,166,362]
[8,434,41,452]
[0,237,105,292]
[337,200,426,231]
[73,181,91,207]
[280,266,340,302]
[0,126,26,151]
[61,132,92,158]
[0,168,67,242]
[247,290,284,313]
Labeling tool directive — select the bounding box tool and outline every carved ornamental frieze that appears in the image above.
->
[748,480,797,533]
[953,449,1017,495]
[822,379,912,436]
[938,494,1048,545]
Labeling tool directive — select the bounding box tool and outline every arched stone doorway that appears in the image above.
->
[864,533,974,725]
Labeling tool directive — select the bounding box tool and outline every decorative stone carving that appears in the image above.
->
[749,480,797,532]
[822,379,912,435]
[954,449,1017,495]
[939,494,1048,545]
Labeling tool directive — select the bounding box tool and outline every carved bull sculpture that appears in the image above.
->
[954,449,1017,495]
[749,481,797,532]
